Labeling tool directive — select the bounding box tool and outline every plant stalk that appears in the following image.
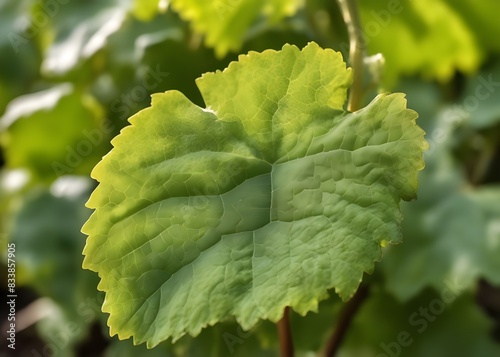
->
[278,306,294,357]
[336,0,366,112]
[323,284,369,357]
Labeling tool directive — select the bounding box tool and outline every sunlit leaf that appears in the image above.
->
[82,42,426,346]
[169,0,304,57]
[359,0,483,87]
[131,0,165,21]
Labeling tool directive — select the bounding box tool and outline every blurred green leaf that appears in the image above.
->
[8,176,101,356]
[381,109,500,301]
[131,0,164,21]
[105,10,185,69]
[0,0,42,114]
[359,0,483,87]
[340,290,500,357]
[169,0,304,57]
[442,0,500,53]
[41,0,129,75]
[34,299,90,357]
[102,10,213,108]
[468,187,500,281]
[461,61,500,129]
[11,176,98,312]
[0,0,32,50]
[0,84,108,181]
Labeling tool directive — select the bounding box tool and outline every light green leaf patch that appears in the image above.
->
[132,0,165,21]
[359,0,483,87]
[169,0,303,57]
[82,42,427,347]
[0,84,107,181]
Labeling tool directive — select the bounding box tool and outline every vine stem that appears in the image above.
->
[323,285,369,357]
[336,0,366,112]
[277,306,294,357]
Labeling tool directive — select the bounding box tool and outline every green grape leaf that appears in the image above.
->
[82,42,427,347]
[169,0,303,57]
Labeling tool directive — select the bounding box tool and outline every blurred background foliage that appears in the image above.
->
[1,0,500,356]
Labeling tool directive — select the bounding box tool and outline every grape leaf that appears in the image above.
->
[82,42,427,347]
[169,0,303,57]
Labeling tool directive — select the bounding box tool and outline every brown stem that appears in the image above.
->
[323,284,370,357]
[277,306,294,357]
